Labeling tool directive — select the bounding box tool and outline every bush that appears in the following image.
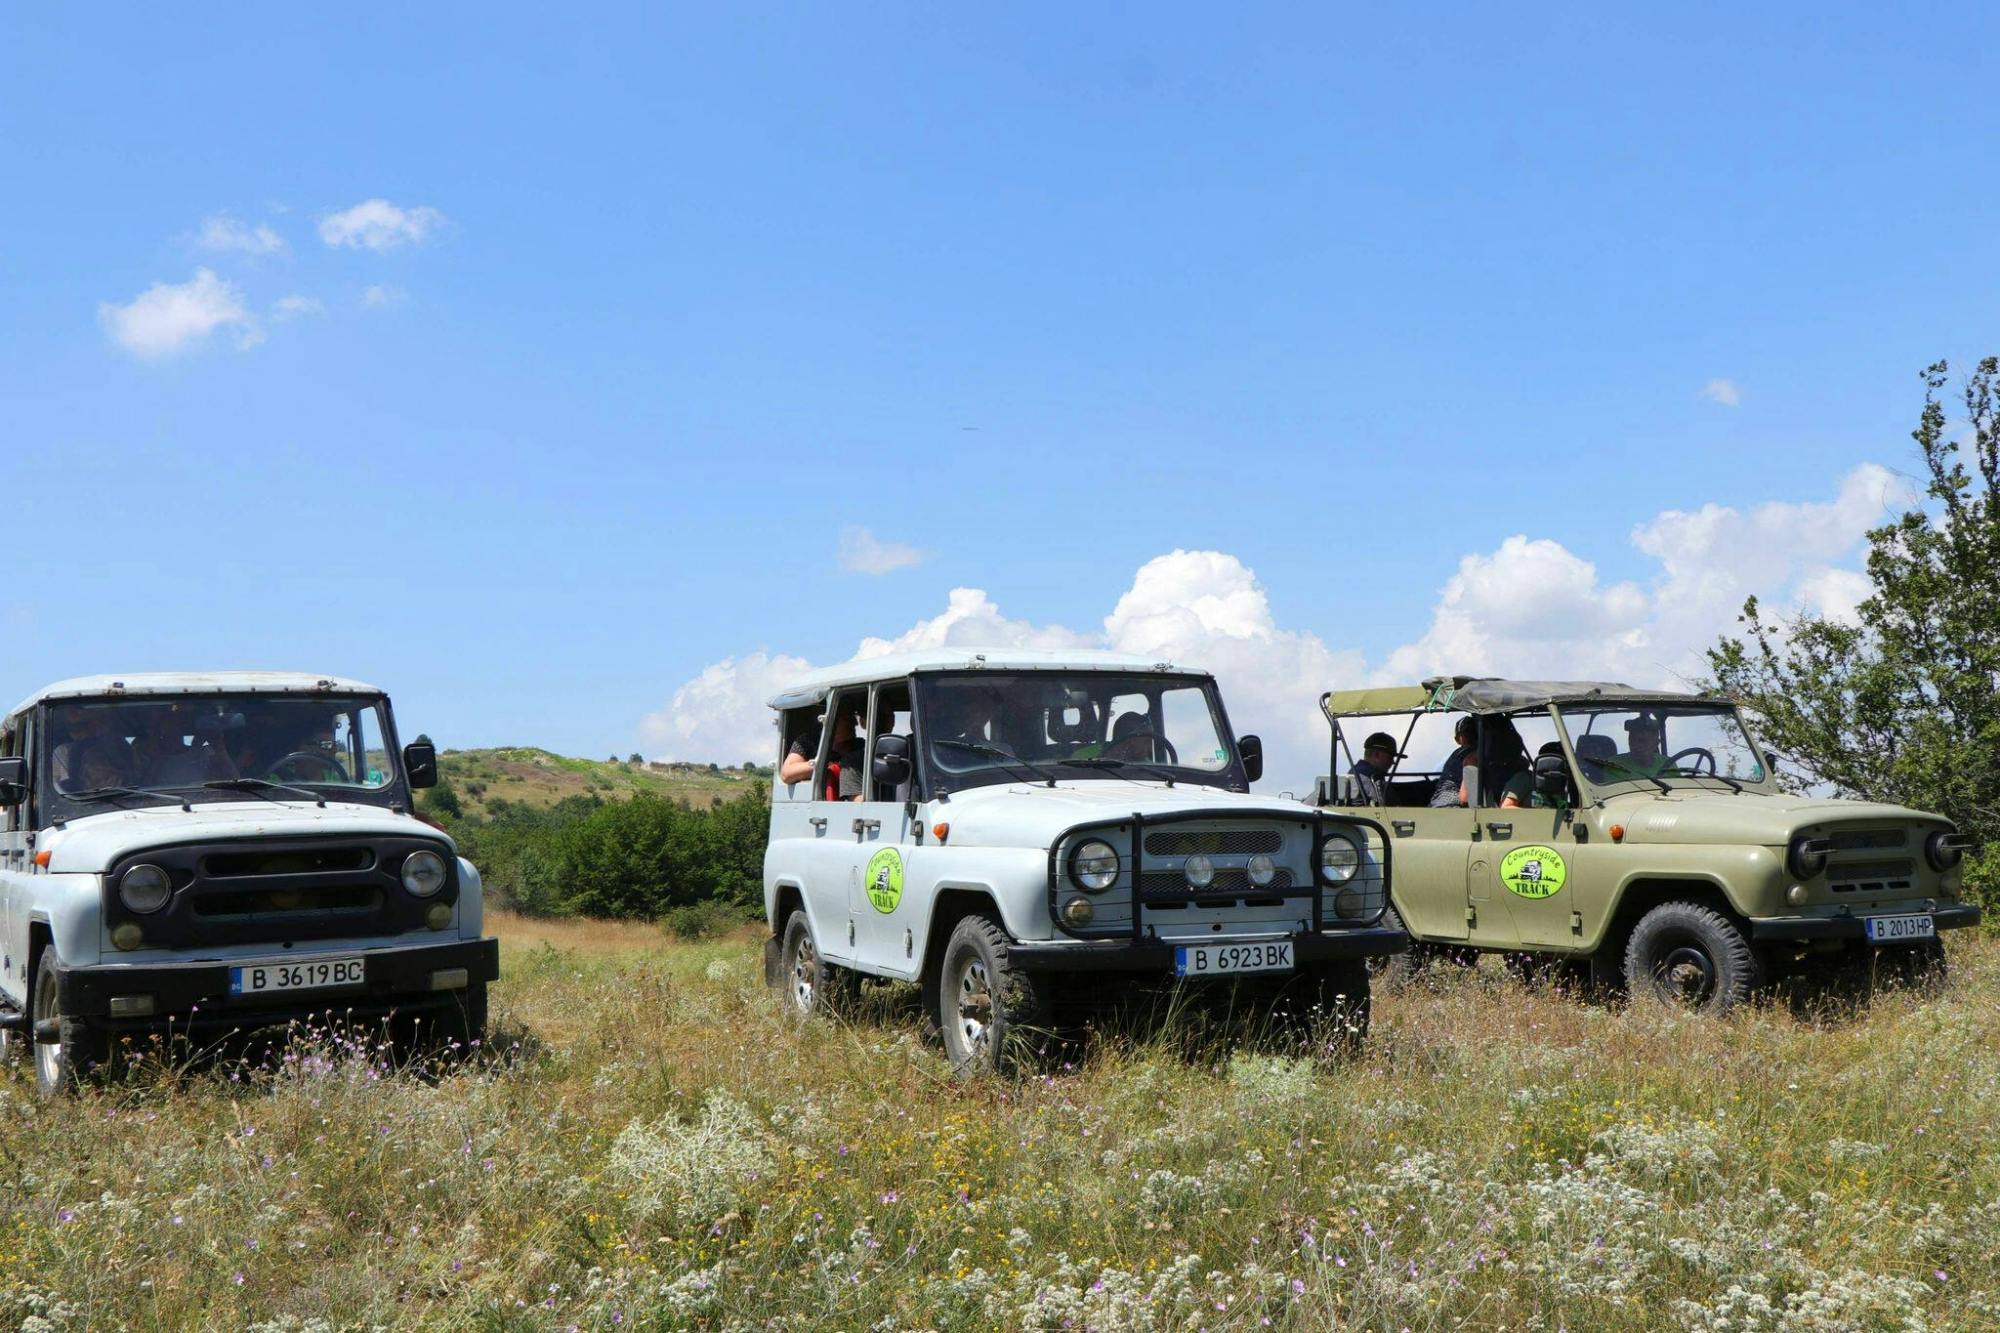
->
[662,899,751,941]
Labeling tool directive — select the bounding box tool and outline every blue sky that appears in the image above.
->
[3,5,1995,772]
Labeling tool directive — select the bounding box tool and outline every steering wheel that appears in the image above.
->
[1667,746,1716,776]
[270,750,348,783]
[1104,733,1179,764]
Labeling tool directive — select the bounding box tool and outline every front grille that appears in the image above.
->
[1829,858,1914,882]
[1829,829,1908,851]
[1142,868,1295,899]
[204,847,375,877]
[193,885,383,918]
[1144,829,1284,856]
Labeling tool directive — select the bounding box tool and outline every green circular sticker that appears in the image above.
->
[1499,845,1568,899]
[864,847,905,914]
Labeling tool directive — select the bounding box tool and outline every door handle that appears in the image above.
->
[808,817,828,833]
[852,818,881,839]
[1391,820,1415,837]
[1485,821,1513,838]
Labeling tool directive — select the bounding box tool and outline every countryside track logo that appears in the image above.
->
[865,847,904,914]
[1499,845,1568,899]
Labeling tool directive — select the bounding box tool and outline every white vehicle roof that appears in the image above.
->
[9,672,385,719]
[767,648,1206,710]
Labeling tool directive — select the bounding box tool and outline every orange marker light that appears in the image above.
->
[34,850,51,867]
[1608,824,1625,843]
[932,822,950,844]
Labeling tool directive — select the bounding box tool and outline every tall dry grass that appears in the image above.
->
[3,919,1997,1329]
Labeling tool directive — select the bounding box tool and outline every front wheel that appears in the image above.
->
[29,951,109,1098]
[935,914,1047,1077]
[1624,902,1761,1015]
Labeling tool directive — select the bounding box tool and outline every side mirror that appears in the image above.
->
[1533,752,1569,796]
[871,734,912,787]
[1239,734,1264,784]
[0,755,26,807]
[403,735,438,789]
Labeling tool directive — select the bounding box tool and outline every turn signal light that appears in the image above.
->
[34,850,50,868]
[932,823,950,844]
[1609,824,1625,843]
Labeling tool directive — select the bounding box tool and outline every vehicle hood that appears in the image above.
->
[1602,787,1950,846]
[39,800,453,874]
[933,781,1323,848]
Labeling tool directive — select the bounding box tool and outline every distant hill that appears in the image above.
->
[436,747,769,818]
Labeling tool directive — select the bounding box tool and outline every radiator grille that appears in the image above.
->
[1828,858,1914,881]
[1143,829,1284,857]
[1141,868,1295,898]
[1829,829,1908,851]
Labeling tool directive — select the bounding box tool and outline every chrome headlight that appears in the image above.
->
[1786,836,1829,881]
[119,863,172,914]
[1070,839,1120,893]
[1319,836,1360,884]
[1925,830,1966,872]
[1183,853,1216,888]
[1246,853,1277,887]
[401,849,448,897]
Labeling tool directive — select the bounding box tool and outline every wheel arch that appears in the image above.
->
[1599,876,1744,962]
[918,887,1004,986]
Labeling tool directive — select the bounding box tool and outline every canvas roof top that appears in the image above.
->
[1321,675,1716,719]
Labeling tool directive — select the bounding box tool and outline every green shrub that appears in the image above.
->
[662,899,751,941]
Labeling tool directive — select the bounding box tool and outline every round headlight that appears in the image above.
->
[119,863,172,914]
[1246,853,1277,887]
[1061,896,1096,927]
[401,849,448,897]
[1786,836,1828,881]
[1925,830,1965,872]
[1319,837,1360,884]
[1183,853,1215,888]
[1070,839,1120,892]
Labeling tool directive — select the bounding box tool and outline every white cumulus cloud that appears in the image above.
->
[196,214,286,256]
[361,283,406,308]
[99,268,260,359]
[318,198,446,251]
[1701,378,1742,407]
[271,294,324,321]
[638,467,1903,789]
[838,526,926,575]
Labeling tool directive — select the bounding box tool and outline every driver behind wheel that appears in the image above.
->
[1608,714,1668,780]
[270,714,351,783]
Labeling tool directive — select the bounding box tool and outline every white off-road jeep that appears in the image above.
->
[0,673,498,1095]
[760,650,1402,1072]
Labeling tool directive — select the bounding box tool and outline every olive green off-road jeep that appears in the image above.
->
[1317,677,1979,1013]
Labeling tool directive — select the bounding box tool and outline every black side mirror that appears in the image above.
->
[1239,734,1264,784]
[0,755,26,807]
[1533,752,1568,796]
[403,736,438,789]
[871,734,912,787]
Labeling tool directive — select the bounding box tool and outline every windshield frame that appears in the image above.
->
[912,669,1252,796]
[1551,699,1776,797]
[35,691,410,822]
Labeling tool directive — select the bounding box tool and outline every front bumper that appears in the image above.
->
[56,937,500,1031]
[1749,905,1981,942]
[1008,924,1406,974]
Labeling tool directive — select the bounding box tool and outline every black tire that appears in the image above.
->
[1368,906,1416,989]
[29,950,109,1098]
[1266,957,1371,1056]
[1624,902,1761,1014]
[779,911,855,1019]
[935,914,1047,1076]
[1876,939,1948,994]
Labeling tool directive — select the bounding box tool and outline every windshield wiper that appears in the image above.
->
[1057,756,1178,787]
[61,785,191,811]
[196,777,328,808]
[932,739,1056,787]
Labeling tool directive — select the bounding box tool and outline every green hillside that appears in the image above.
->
[435,746,769,818]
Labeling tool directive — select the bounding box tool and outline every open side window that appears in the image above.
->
[866,681,914,803]
[777,705,824,801]
[819,688,868,803]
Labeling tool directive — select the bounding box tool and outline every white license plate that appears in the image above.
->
[1865,914,1935,943]
[229,956,366,996]
[1174,941,1294,977]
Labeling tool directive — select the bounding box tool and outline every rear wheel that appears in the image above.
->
[935,914,1047,1077]
[1624,902,1761,1015]
[779,911,855,1019]
[29,950,108,1097]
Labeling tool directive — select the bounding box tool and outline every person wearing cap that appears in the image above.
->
[1608,714,1669,780]
[1350,731,1400,805]
[1431,715,1477,807]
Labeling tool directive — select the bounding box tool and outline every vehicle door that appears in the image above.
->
[847,681,919,974]
[1330,711,1472,942]
[0,711,30,1005]
[1465,711,1578,949]
[769,689,866,965]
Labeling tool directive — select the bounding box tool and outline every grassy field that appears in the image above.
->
[437,748,763,817]
[5,917,1999,1330]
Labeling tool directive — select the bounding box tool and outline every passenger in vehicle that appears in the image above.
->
[782,701,866,798]
[1501,741,1569,809]
[130,704,216,787]
[1101,710,1164,762]
[1431,716,1477,807]
[1573,732,1618,780]
[1350,731,1400,805]
[1468,716,1528,806]
[50,707,118,790]
[931,691,1014,759]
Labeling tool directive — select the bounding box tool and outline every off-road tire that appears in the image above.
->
[1624,902,1761,1015]
[935,914,1048,1077]
[1876,939,1948,995]
[29,950,109,1098]
[1267,957,1371,1056]
[779,911,856,1020]
[1368,906,1416,989]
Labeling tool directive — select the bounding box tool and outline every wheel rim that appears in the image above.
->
[952,955,993,1062]
[791,931,817,1012]
[32,966,60,1089]
[1657,942,1717,1005]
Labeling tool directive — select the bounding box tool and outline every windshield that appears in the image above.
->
[915,672,1244,794]
[1557,703,1767,787]
[39,693,402,817]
